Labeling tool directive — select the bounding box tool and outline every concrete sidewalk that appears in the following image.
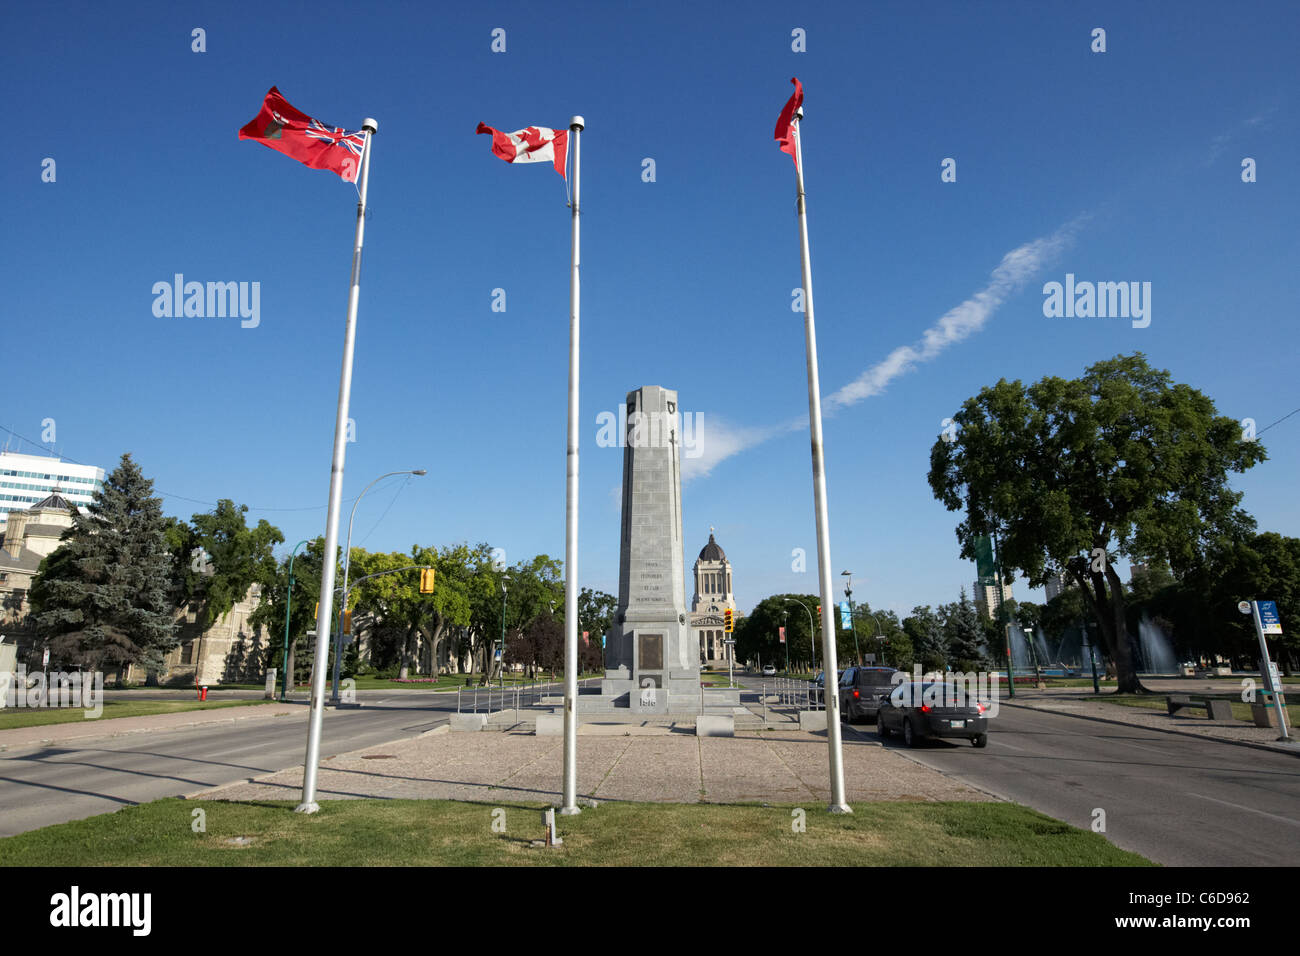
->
[0,701,304,752]
[194,727,995,806]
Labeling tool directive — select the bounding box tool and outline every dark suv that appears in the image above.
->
[839,666,899,723]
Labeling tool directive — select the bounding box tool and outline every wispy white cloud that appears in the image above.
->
[1206,104,1279,164]
[824,218,1082,411]
[679,217,1085,479]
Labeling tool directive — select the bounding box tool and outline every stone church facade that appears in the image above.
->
[690,532,737,667]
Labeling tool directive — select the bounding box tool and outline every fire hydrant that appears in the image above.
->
[198,685,208,701]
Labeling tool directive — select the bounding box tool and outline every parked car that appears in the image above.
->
[838,666,900,723]
[809,669,844,704]
[762,664,777,676]
[876,680,990,747]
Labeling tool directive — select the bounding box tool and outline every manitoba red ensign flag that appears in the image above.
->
[774,77,804,167]
[239,87,366,182]
[476,122,569,179]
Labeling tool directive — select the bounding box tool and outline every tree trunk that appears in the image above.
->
[1071,561,1147,693]
[398,624,415,680]
[1104,563,1146,692]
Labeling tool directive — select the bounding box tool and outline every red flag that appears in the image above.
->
[476,122,569,179]
[774,77,804,167]
[239,87,366,182]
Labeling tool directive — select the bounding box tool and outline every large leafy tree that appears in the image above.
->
[166,500,283,628]
[929,353,1265,692]
[248,538,326,687]
[578,587,616,671]
[29,454,178,679]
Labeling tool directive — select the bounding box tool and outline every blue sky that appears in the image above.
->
[3,0,1296,619]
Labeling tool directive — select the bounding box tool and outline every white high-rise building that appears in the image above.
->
[973,578,1014,621]
[0,452,105,535]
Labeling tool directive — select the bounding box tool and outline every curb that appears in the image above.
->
[180,718,452,800]
[998,698,1300,758]
[0,704,303,754]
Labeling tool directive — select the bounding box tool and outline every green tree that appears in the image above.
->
[167,500,283,629]
[249,538,326,687]
[942,588,988,669]
[928,353,1264,692]
[578,587,616,671]
[29,454,178,681]
[903,605,948,671]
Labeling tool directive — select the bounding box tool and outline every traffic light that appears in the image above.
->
[724,608,734,633]
[342,610,353,635]
[419,568,436,594]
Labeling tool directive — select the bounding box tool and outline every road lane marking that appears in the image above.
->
[1186,792,1300,827]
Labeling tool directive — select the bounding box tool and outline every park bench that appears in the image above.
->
[1166,694,1234,720]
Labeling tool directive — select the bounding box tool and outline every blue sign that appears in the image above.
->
[839,601,852,629]
[1257,600,1283,635]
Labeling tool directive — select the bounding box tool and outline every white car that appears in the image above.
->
[762,664,777,676]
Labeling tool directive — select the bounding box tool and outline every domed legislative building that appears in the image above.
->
[690,531,738,667]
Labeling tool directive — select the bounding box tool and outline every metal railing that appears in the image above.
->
[760,677,825,719]
[456,676,576,721]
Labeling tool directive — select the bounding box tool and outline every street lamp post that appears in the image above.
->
[784,598,817,673]
[1027,625,1044,687]
[332,469,426,703]
[281,539,311,701]
[499,575,510,695]
[864,611,886,666]
[841,571,861,666]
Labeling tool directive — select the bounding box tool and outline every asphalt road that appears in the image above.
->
[733,670,1300,866]
[0,682,582,838]
[858,703,1300,866]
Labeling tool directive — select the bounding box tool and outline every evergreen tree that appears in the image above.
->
[29,454,178,679]
[945,587,989,668]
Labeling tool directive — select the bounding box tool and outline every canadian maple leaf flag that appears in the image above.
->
[774,77,804,167]
[239,87,366,182]
[476,122,569,179]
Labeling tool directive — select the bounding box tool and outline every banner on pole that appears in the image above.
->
[779,626,786,644]
[839,602,852,629]
[975,535,997,586]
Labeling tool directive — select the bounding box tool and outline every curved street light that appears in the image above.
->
[331,469,426,702]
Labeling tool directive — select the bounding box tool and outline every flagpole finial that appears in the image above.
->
[794,107,804,121]
[570,115,585,131]
[363,118,379,134]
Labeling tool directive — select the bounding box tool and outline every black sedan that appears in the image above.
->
[876,681,989,748]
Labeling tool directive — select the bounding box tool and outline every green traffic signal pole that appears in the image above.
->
[993,530,1014,699]
[281,539,311,701]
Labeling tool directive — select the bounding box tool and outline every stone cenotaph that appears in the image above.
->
[600,385,702,712]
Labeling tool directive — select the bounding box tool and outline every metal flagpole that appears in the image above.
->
[792,108,850,814]
[296,117,378,814]
[560,116,584,816]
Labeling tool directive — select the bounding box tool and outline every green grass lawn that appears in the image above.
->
[0,797,1154,867]
[0,699,270,732]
